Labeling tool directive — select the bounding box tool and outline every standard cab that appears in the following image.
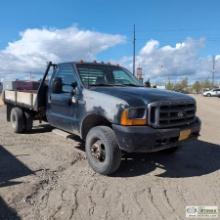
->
[3,61,201,175]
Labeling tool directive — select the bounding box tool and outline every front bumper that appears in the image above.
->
[112,118,201,153]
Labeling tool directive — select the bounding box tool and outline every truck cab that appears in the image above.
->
[3,61,201,175]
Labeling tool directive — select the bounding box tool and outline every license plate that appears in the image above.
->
[179,129,191,141]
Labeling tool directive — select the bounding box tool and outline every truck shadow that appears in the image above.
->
[112,140,220,178]
[24,124,53,134]
[0,145,33,187]
[0,196,20,220]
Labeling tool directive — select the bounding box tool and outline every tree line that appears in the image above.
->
[165,78,219,93]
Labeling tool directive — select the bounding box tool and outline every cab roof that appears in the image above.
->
[58,61,121,68]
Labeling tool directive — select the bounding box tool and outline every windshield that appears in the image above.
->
[76,64,143,87]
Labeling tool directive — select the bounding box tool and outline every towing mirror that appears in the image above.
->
[52,77,62,94]
[71,81,78,88]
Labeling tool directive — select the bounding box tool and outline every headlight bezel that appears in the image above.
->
[120,107,147,126]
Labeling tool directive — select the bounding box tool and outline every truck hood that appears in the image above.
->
[91,87,195,106]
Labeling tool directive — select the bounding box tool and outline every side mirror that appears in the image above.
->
[52,77,62,93]
[71,81,78,88]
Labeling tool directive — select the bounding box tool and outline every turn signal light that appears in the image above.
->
[120,109,147,126]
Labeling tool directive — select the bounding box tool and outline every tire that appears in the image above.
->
[207,93,211,97]
[24,111,33,132]
[85,126,121,175]
[161,146,179,154]
[10,107,25,133]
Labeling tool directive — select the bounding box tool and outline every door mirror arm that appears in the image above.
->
[71,81,78,96]
[71,81,78,88]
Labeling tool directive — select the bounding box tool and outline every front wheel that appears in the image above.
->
[207,93,211,97]
[85,126,121,175]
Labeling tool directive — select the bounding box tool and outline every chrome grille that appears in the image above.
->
[148,101,196,128]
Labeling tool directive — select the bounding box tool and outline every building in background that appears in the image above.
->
[136,66,144,83]
[3,80,40,91]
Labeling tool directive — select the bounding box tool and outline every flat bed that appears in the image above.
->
[4,90,38,110]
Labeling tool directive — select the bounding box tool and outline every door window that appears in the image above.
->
[53,64,76,93]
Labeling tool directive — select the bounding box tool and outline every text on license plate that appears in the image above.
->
[179,129,191,141]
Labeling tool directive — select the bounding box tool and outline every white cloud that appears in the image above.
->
[121,38,220,83]
[1,27,219,83]
[0,26,125,79]
[140,39,159,55]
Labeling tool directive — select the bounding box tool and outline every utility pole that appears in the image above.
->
[133,24,136,76]
[212,55,216,88]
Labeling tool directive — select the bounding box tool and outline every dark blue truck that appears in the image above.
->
[3,61,201,175]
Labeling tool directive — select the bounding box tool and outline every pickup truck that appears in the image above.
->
[3,61,201,175]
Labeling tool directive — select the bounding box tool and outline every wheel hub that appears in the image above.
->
[91,140,105,162]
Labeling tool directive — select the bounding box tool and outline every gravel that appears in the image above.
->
[0,95,219,220]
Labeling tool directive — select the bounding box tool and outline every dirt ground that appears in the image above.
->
[0,95,219,220]
[0,96,3,106]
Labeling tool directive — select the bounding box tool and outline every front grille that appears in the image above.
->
[148,100,196,128]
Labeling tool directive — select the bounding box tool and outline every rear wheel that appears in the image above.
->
[86,126,121,175]
[10,107,25,133]
[24,111,33,132]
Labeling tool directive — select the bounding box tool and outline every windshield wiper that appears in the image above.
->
[90,83,116,87]
[89,83,143,87]
[122,83,143,87]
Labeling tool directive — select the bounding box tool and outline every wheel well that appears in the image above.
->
[81,115,112,140]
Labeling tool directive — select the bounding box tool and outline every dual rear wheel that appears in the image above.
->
[10,107,33,133]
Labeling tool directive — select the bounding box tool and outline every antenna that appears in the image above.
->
[133,24,136,76]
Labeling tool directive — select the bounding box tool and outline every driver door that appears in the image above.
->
[47,63,79,132]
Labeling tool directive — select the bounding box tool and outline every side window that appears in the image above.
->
[54,64,76,93]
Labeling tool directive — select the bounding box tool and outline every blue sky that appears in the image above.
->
[0,0,220,82]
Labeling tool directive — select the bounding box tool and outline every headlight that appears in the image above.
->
[120,107,147,126]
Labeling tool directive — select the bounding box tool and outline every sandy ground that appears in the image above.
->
[0,96,3,106]
[0,95,220,220]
